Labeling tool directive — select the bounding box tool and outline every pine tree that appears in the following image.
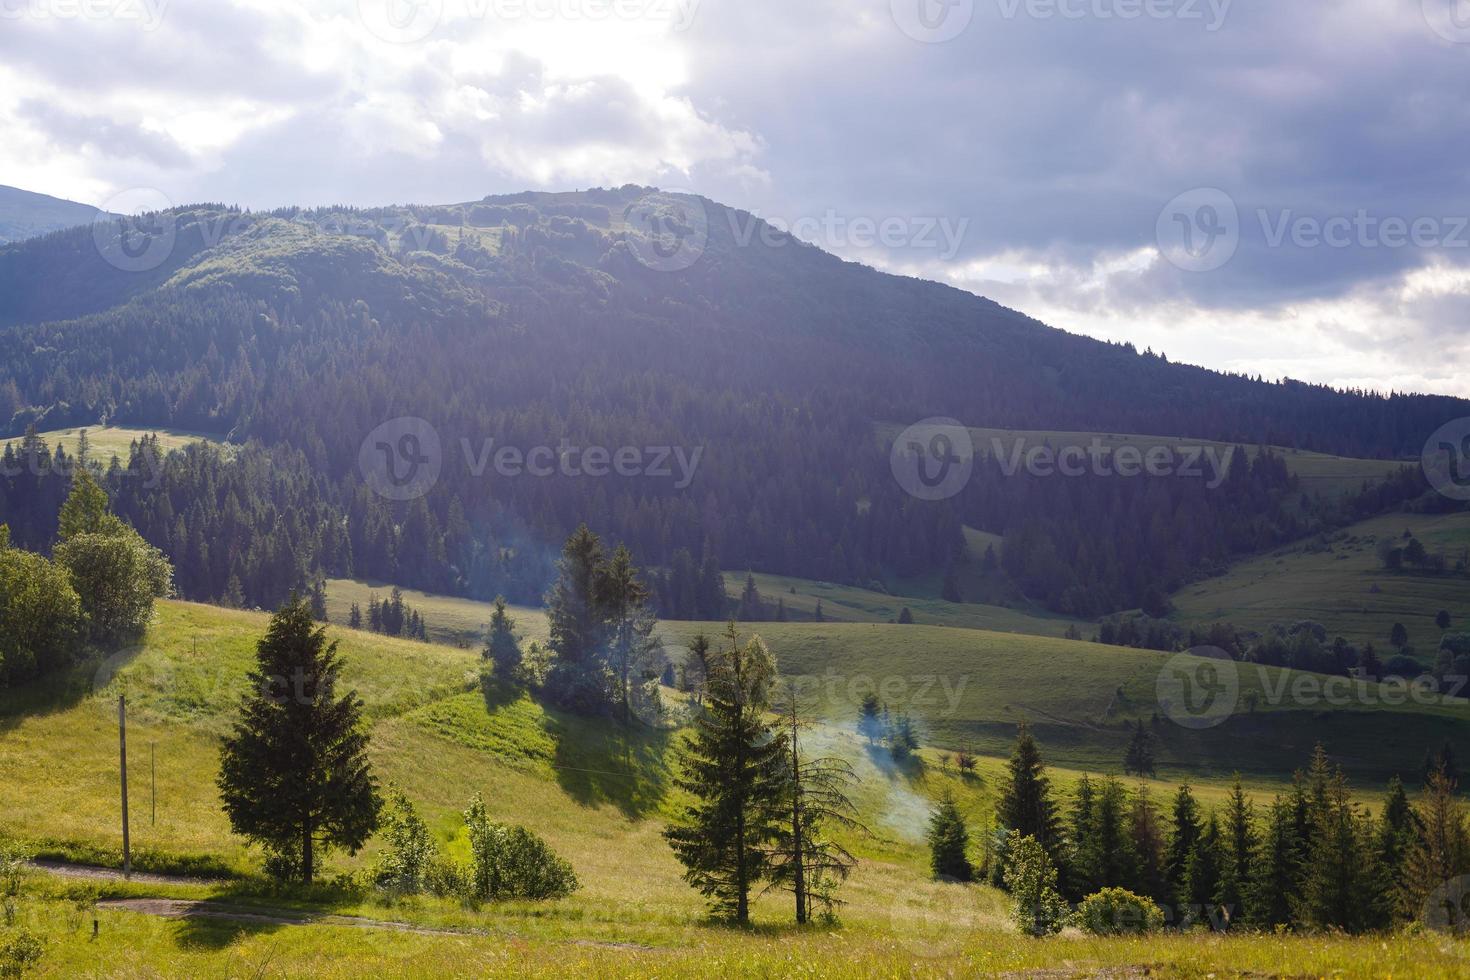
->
[1122,721,1155,777]
[887,711,919,762]
[1185,813,1224,928]
[1300,767,1379,932]
[484,596,522,679]
[813,599,824,622]
[857,693,884,745]
[664,625,789,923]
[598,545,660,724]
[1216,776,1256,928]
[897,606,915,624]
[927,791,973,881]
[348,602,362,630]
[995,722,1063,866]
[738,573,764,621]
[1376,775,1418,925]
[1128,785,1169,904]
[217,596,381,883]
[941,562,963,602]
[1400,767,1469,924]
[1166,784,1202,909]
[1246,793,1303,929]
[545,525,610,712]
[768,694,860,922]
[1071,776,1134,898]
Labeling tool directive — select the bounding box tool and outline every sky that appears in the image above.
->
[3,0,1470,396]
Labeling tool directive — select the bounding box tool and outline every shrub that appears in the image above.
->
[372,789,437,896]
[1002,832,1069,937]
[463,795,579,900]
[1077,887,1165,935]
[0,930,41,978]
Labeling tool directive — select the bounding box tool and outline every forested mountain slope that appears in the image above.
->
[0,187,1464,615]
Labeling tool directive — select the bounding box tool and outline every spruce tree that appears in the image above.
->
[1216,776,1256,928]
[217,596,381,883]
[1246,793,1302,929]
[1376,775,1418,925]
[769,695,860,922]
[545,525,610,712]
[1128,786,1169,904]
[926,791,973,882]
[1300,767,1380,932]
[664,625,789,923]
[1185,813,1224,927]
[484,596,522,679]
[995,722,1063,864]
[598,546,660,724]
[1122,721,1156,777]
[1165,784,1202,909]
[1072,776,1134,898]
[1400,767,1469,924]
[857,693,884,745]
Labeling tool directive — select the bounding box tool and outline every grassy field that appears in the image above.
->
[877,421,1411,498]
[720,569,1088,637]
[1172,510,1470,653]
[1,425,223,464]
[3,599,1468,975]
[324,578,549,650]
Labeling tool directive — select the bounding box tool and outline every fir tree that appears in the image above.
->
[768,693,860,922]
[1400,767,1469,924]
[217,596,381,883]
[1122,721,1156,778]
[1185,813,1225,928]
[1216,776,1256,928]
[1128,785,1169,905]
[484,596,522,679]
[1247,793,1302,930]
[348,602,362,630]
[995,722,1063,865]
[927,791,973,882]
[664,625,789,923]
[1166,784,1202,909]
[857,693,884,745]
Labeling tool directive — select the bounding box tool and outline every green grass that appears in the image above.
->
[4,599,1468,975]
[1,425,222,464]
[721,569,1088,637]
[877,421,1411,498]
[324,578,549,649]
[1172,510,1470,653]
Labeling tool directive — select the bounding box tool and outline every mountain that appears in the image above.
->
[0,184,105,245]
[0,187,1465,618]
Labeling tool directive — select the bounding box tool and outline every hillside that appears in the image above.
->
[1172,510,1470,653]
[0,184,105,245]
[3,600,1465,975]
[0,190,1465,623]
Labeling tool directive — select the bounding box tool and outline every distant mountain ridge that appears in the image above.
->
[0,186,1464,618]
[0,184,107,245]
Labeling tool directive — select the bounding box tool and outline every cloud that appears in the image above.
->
[0,0,1464,394]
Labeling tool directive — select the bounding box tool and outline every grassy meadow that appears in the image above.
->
[1172,510,1470,653]
[4,599,1470,975]
[1,425,222,464]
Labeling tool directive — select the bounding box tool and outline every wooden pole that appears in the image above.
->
[119,695,131,878]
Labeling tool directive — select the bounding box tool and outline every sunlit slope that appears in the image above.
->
[1171,510,1470,652]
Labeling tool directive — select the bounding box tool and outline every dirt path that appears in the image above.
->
[30,860,223,888]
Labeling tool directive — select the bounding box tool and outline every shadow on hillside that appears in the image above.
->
[172,910,290,951]
[0,648,136,733]
[551,718,671,819]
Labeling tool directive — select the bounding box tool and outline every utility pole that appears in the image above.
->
[119,695,131,878]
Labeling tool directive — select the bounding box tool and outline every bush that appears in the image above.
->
[0,930,41,978]
[1077,888,1165,935]
[463,794,579,900]
[1002,832,1069,937]
[371,789,437,896]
